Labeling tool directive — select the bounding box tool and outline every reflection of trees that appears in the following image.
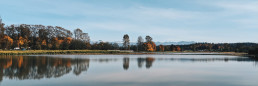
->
[146,57,155,69]
[73,58,90,76]
[254,61,258,67]
[91,58,118,63]
[1,55,257,83]
[168,57,257,62]
[0,68,2,82]
[123,58,130,70]
[0,56,90,81]
[0,56,13,82]
[137,58,145,68]
[137,57,155,69]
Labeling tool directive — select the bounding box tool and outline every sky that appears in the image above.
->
[0,0,258,43]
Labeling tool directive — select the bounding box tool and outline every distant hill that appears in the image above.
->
[155,41,196,45]
[91,41,196,46]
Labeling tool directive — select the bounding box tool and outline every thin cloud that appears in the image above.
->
[0,0,257,42]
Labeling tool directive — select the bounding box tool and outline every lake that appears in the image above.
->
[0,54,257,86]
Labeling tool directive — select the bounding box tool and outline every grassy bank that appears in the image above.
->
[0,50,134,55]
[152,51,247,56]
[0,50,246,56]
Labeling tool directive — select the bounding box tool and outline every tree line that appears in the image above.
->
[0,24,91,50]
[123,33,257,53]
[123,34,157,52]
[0,18,257,53]
[0,18,158,51]
[0,18,92,50]
[157,43,257,53]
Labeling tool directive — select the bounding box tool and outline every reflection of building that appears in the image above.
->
[123,58,130,70]
[0,56,90,82]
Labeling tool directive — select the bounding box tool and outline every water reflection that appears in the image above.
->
[123,58,130,70]
[123,57,155,70]
[0,55,257,83]
[136,57,155,69]
[0,56,89,82]
[73,58,89,76]
[165,57,258,62]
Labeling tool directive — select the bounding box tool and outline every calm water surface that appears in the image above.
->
[0,54,257,86]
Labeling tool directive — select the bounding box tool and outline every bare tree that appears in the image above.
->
[74,28,82,40]
[137,36,144,51]
[123,34,130,50]
[137,36,144,46]
[0,17,5,36]
[81,33,90,43]
[145,35,152,43]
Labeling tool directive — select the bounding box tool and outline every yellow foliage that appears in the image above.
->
[0,35,13,49]
[18,37,24,45]
[18,37,28,47]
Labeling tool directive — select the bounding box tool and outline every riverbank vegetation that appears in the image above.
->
[0,50,134,55]
[248,48,258,56]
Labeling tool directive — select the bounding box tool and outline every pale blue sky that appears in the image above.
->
[0,0,257,43]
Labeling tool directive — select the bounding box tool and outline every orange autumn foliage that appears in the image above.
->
[144,42,156,52]
[18,56,23,68]
[146,57,155,62]
[66,37,72,44]
[176,46,181,51]
[159,45,164,52]
[1,35,13,47]
[0,56,75,71]
[58,40,64,45]
[53,37,64,45]
[41,40,47,46]
[146,43,154,51]
[3,58,12,69]
[171,46,181,51]
[54,37,72,45]
[51,37,72,49]
[66,59,71,67]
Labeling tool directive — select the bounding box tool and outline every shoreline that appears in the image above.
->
[0,50,247,56]
[0,50,132,55]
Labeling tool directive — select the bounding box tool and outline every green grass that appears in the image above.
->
[0,50,130,55]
